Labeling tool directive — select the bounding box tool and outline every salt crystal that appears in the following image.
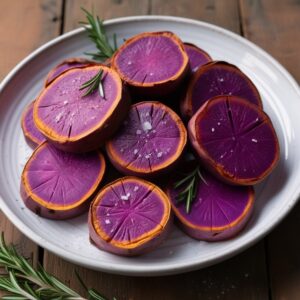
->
[142,121,152,131]
[149,72,154,76]
[55,112,63,123]
[133,186,139,192]
[105,219,111,225]
[211,127,215,132]
[63,100,68,105]
[145,154,151,159]
[251,138,258,143]
[157,152,163,158]
[217,122,221,126]
[133,149,138,155]
[121,193,131,200]
[136,129,142,135]
[128,61,132,65]
[218,77,224,82]
[120,148,124,152]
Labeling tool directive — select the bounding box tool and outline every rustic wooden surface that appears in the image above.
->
[0,0,299,299]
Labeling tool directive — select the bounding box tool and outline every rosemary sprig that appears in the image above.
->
[80,8,117,62]
[0,234,110,300]
[173,166,207,214]
[79,69,105,98]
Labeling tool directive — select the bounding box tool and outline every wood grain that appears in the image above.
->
[44,243,269,300]
[64,0,150,32]
[240,1,300,299]
[43,1,270,299]
[0,0,62,297]
[151,0,241,33]
[240,0,300,82]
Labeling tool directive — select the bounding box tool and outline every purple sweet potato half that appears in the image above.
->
[21,101,46,148]
[166,168,254,241]
[111,32,189,97]
[188,96,280,185]
[184,43,212,72]
[181,61,263,118]
[34,65,130,153]
[45,58,96,86]
[89,176,172,256]
[21,142,106,219]
[106,101,187,178]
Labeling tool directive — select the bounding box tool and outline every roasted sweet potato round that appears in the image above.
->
[188,95,279,185]
[89,176,172,256]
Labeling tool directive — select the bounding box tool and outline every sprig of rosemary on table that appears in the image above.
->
[174,166,207,214]
[80,8,117,62]
[79,69,105,98]
[0,234,110,300]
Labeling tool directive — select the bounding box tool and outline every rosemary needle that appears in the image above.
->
[80,8,117,61]
[0,233,112,300]
[173,166,207,214]
[79,69,106,99]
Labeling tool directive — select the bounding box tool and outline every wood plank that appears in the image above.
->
[63,0,150,32]
[44,1,269,299]
[151,0,241,33]
[240,2,300,299]
[240,0,300,82]
[44,242,268,300]
[0,0,62,297]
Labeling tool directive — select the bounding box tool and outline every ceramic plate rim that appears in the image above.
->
[0,15,300,276]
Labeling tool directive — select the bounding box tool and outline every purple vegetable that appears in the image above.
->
[89,176,172,256]
[111,32,189,97]
[166,167,254,241]
[21,101,46,148]
[181,61,262,118]
[45,58,96,86]
[34,65,130,153]
[21,142,106,219]
[188,96,280,185]
[184,43,212,72]
[106,101,187,178]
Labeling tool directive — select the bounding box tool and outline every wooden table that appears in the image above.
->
[0,1,299,299]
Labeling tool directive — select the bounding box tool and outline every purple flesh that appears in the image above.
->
[107,102,186,176]
[190,96,279,183]
[184,43,212,72]
[45,58,93,85]
[167,168,254,241]
[115,35,185,83]
[22,142,104,219]
[36,67,119,139]
[190,62,261,114]
[22,101,46,146]
[97,180,165,241]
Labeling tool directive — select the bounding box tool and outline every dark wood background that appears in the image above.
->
[0,1,299,299]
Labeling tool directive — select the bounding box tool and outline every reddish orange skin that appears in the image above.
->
[88,177,173,256]
[188,96,280,185]
[20,142,106,219]
[106,101,187,178]
[181,61,263,119]
[111,31,189,97]
[34,65,131,153]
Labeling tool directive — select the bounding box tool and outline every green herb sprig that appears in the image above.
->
[80,8,117,62]
[0,234,111,300]
[173,166,207,214]
[79,69,105,98]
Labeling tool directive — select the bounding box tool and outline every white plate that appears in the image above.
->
[0,16,299,276]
